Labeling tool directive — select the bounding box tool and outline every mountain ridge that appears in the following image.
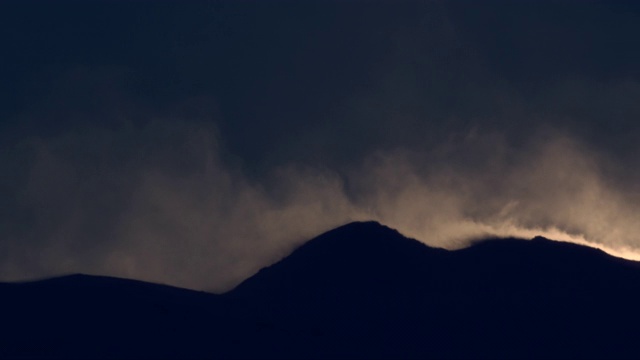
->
[3,221,640,359]
[7,221,634,293]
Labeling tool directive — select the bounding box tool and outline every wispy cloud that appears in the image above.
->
[2,117,639,292]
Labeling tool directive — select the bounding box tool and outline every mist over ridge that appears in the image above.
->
[1,118,640,292]
[1,1,639,291]
[6,219,640,359]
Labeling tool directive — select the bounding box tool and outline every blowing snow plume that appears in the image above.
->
[1,1,640,291]
[1,118,640,292]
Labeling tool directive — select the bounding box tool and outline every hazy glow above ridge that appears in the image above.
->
[3,121,640,292]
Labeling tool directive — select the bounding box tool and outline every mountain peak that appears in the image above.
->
[286,220,435,263]
[230,221,441,298]
[328,220,394,233]
[312,220,404,245]
[532,235,551,242]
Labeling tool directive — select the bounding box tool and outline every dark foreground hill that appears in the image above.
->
[3,221,640,359]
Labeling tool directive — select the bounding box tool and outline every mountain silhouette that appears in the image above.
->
[3,221,640,359]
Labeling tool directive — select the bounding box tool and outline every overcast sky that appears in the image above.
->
[2,1,640,291]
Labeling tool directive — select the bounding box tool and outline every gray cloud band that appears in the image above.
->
[1,117,639,292]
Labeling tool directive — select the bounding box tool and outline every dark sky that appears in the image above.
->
[2,1,640,291]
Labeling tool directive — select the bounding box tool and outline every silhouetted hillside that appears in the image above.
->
[3,221,640,359]
[0,274,233,359]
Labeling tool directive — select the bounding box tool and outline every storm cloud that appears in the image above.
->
[1,1,639,291]
[2,114,640,292]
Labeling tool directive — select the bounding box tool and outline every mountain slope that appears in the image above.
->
[0,274,233,359]
[228,221,640,359]
[231,221,445,302]
[3,221,640,359]
[232,221,640,305]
